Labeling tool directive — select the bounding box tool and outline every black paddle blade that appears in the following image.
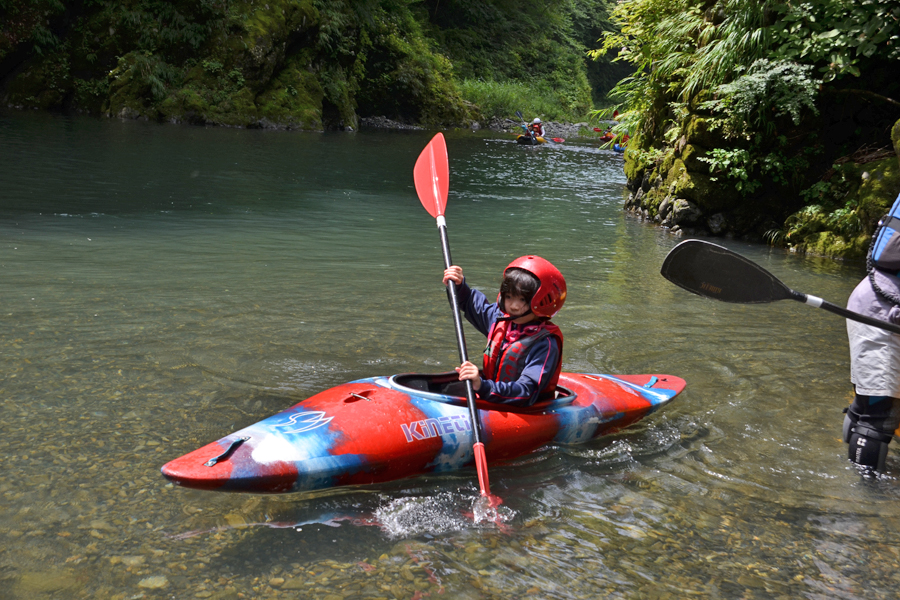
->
[660,240,795,304]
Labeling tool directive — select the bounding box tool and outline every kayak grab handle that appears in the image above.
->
[643,376,658,388]
[204,436,250,467]
[344,391,374,403]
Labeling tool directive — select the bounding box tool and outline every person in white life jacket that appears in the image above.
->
[442,255,566,406]
[529,118,545,139]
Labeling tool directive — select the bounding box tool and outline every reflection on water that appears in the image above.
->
[2,111,900,599]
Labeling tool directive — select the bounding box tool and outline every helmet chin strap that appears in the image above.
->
[497,308,532,322]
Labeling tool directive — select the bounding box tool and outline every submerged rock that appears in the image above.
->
[138,575,169,589]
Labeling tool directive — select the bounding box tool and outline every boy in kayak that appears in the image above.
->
[442,255,566,406]
[530,118,545,139]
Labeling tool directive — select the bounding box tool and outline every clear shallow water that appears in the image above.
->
[2,111,900,599]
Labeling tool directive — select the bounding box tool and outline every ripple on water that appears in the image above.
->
[4,116,898,599]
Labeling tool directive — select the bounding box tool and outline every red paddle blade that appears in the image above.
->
[472,443,503,518]
[473,443,501,505]
[552,138,565,143]
[413,133,449,219]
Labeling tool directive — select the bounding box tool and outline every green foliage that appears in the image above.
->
[598,0,900,142]
[591,0,774,147]
[782,197,861,243]
[568,0,631,101]
[680,0,771,100]
[771,0,900,81]
[590,0,694,146]
[122,51,181,100]
[4,0,619,126]
[201,59,223,74]
[701,59,819,138]
[783,155,900,255]
[254,51,324,129]
[4,39,72,109]
[592,0,899,255]
[30,23,61,55]
[698,134,820,199]
[0,0,65,60]
[418,0,610,116]
[458,79,573,122]
[73,77,110,108]
[347,0,470,123]
[102,0,229,58]
[799,172,854,207]
[699,147,761,194]
[622,143,666,175]
[783,204,825,242]
[313,0,355,57]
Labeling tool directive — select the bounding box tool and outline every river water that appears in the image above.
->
[2,111,900,599]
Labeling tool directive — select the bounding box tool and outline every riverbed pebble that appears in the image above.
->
[137,575,168,589]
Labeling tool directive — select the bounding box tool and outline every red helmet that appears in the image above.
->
[503,255,567,318]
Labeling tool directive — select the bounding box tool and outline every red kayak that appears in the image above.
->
[161,371,685,494]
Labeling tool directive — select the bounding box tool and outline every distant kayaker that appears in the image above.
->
[844,258,900,473]
[530,118,545,139]
[442,255,566,406]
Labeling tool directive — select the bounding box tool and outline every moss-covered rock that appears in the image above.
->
[683,116,721,148]
[893,118,900,166]
[4,49,72,110]
[670,198,703,225]
[105,52,154,119]
[786,154,900,258]
[798,230,864,259]
[256,51,325,129]
[681,143,709,173]
[643,186,663,210]
[857,155,900,219]
[622,133,645,182]
[657,150,677,184]
[665,159,739,212]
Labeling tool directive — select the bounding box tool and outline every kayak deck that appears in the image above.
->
[389,371,578,412]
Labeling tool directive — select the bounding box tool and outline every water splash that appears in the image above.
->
[375,491,515,537]
[472,494,512,525]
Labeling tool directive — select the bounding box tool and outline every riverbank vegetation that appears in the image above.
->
[6,1,899,260]
[596,0,900,259]
[0,0,626,129]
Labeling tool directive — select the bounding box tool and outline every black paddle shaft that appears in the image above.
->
[437,223,485,444]
[661,239,900,335]
[813,297,900,335]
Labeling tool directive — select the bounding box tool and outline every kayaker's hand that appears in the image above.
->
[456,361,482,389]
[443,266,463,287]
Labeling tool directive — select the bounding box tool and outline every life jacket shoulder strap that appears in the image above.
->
[867,194,900,305]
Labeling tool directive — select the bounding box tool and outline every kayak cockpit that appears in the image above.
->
[387,372,576,413]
